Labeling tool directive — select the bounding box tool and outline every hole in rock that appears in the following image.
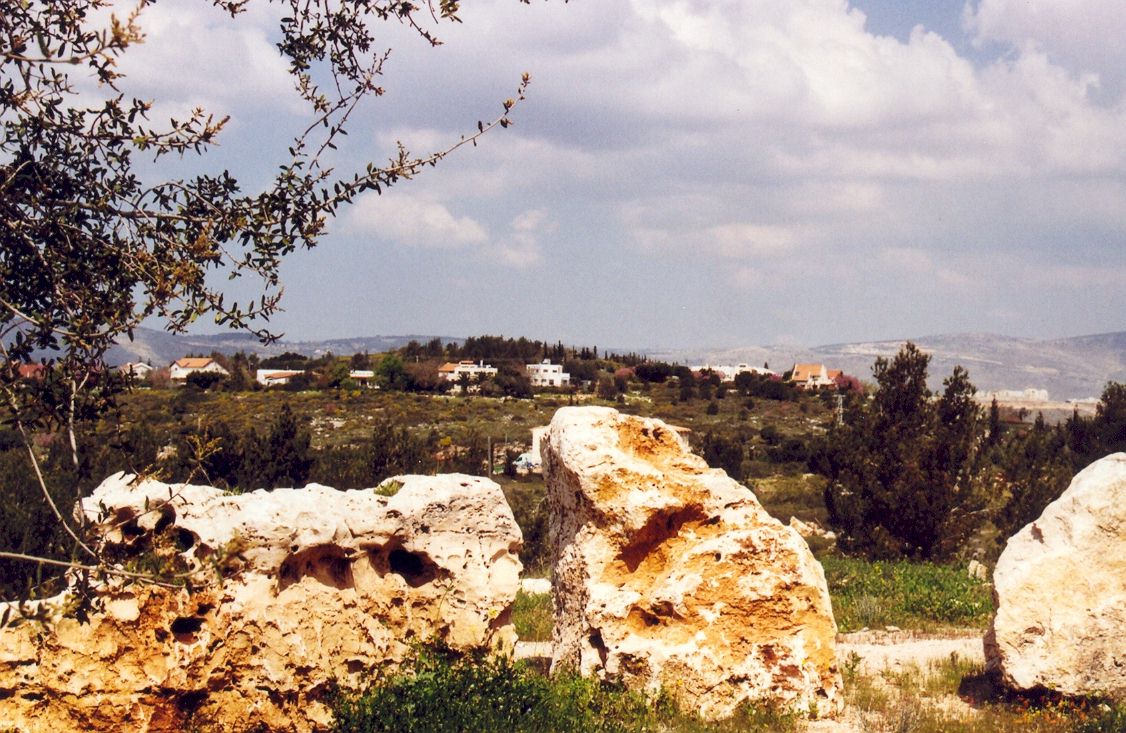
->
[175,528,196,551]
[171,616,204,635]
[589,628,609,667]
[617,505,707,573]
[388,548,439,588]
[176,690,208,715]
[626,607,663,631]
[153,504,176,534]
[278,545,355,591]
[171,616,204,644]
[121,519,144,539]
[112,507,136,525]
[366,539,445,588]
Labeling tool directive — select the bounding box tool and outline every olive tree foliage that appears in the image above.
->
[0,0,532,587]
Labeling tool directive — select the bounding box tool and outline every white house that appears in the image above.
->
[256,368,303,386]
[170,357,229,383]
[689,363,779,381]
[526,359,570,388]
[349,369,375,387]
[117,362,154,380]
[437,360,498,382]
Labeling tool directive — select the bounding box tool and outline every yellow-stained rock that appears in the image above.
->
[544,406,842,719]
[0,473,522,732]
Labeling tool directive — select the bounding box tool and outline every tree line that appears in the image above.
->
[814,343,1126,562]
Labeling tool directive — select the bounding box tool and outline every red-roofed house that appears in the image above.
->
[788,363,835,390]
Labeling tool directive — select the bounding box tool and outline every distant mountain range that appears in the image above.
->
[650,332,1126,401]
[107,329,462,369]
[110,328,1126,401]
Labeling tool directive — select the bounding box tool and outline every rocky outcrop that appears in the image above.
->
[986,453,1126,699]
[543,406,842,719]
[0,473,522,732]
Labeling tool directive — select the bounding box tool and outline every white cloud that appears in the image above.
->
[113,2,299,116]
[344,192,488,248]
[707,223,797,258]
[964,0,1126,97]
[103,0,1126,345]
[492,209,554,268]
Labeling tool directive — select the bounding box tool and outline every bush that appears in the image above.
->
[185,371,225,390]
[696,431,745,481]
[330,645,797,733]
[1077,704,1126,733]
[330,647,654,733]
[500,479,549,573]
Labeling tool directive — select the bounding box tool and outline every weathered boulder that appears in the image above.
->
[543,406,842,719]
[0,473,522,732]
[986,452,1126,699]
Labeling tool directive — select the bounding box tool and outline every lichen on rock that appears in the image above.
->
[543,406,842,720]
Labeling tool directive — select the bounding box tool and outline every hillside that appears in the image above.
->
[655,331,1126,401]
[110,327,1126,401]
[107,328,461,368]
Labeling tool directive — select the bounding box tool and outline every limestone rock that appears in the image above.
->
[520,577,552,595]
[543,406,842,719]
[0,473,522,732]
[789,516,837,542]
[986,453,1126,699]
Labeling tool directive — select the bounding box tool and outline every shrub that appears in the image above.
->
[330,645,797,733]
[330,647,654,733]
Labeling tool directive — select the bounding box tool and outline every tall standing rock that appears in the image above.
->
[987,453,1126,699]
[543,406,841,719]
[0,473,522,732]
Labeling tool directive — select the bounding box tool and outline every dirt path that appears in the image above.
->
[806,630,985,733]
[836,629,984,676]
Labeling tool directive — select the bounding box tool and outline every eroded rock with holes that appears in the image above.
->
[986,452,1126,700]
[544,406,842,720]
[0,473,522,732]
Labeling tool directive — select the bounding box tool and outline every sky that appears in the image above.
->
[109,0,1126,350]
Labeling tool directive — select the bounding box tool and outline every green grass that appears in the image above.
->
[512,590,553,642]
[752,473,830,527]
[329,645,797,733]
[823,556,993,632]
